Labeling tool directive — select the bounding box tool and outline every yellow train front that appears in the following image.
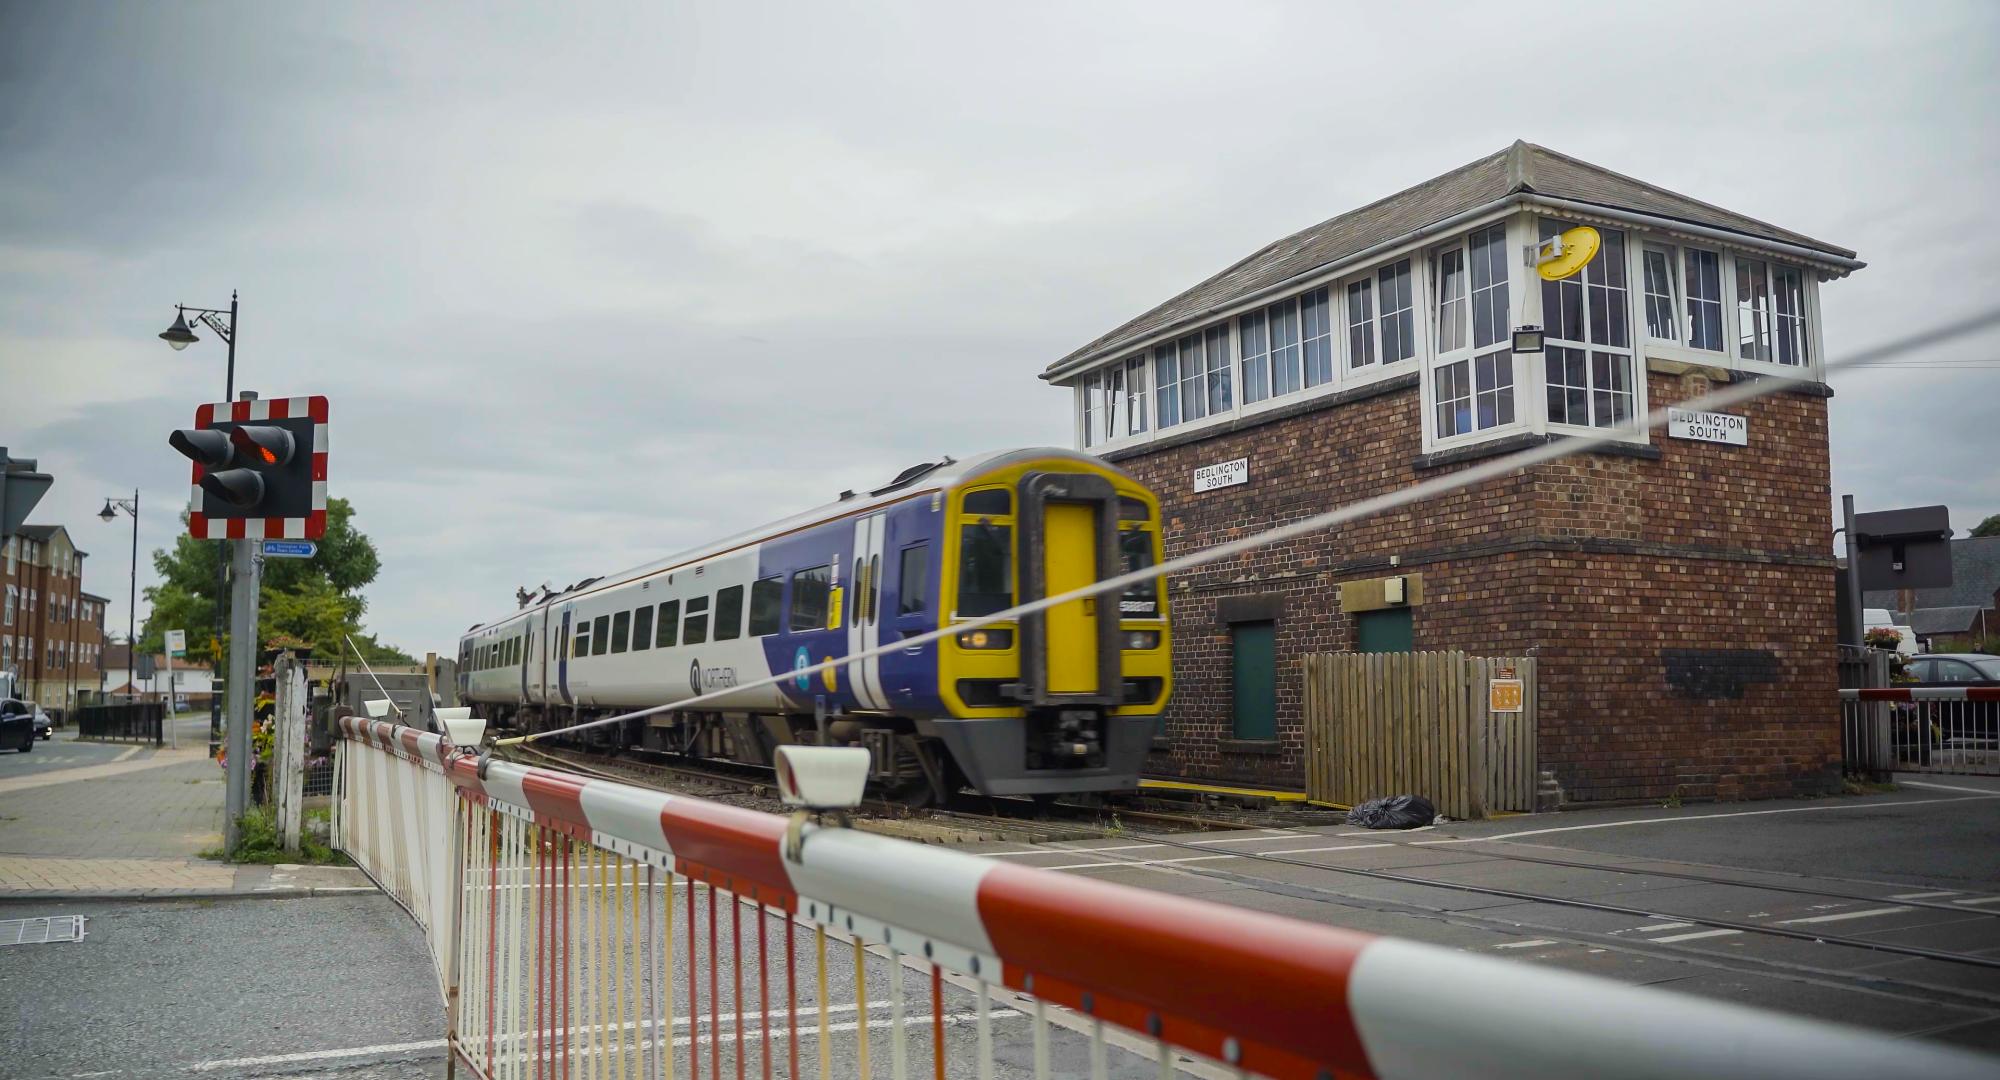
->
[457,447,1170,803]
[925,450,1172,798]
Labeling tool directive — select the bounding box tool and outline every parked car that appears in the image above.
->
[31,705,52,740]
[0,698,36,753]
[1898,654,2000,763]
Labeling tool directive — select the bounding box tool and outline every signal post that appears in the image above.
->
[170,393,329,847]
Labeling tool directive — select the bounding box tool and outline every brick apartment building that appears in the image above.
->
[3,526,110,715]
[1044,142,1862,805]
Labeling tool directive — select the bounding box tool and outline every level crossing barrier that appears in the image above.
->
[334,717,1993,1080]
[1842,686,2000,777]
[74,702,164,746]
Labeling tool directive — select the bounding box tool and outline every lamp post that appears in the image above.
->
[159,293,238,761]
[97,492,138,702]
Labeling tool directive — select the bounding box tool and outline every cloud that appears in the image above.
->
[4,0,1997,653]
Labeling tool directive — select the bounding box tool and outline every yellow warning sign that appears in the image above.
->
[1489,678,1524,713]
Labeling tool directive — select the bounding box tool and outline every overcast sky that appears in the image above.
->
[3,1,1995,654]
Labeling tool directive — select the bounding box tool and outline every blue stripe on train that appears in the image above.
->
[753,495,947,717]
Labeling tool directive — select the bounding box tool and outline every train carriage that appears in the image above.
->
[457,448,1170,803]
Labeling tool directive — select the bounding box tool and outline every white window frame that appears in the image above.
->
[1342,257,1420,384]
[1728,255,1814,373]
[1423,219,1526,451]
[1537,219,1644,438]
[1123,355,1149,436]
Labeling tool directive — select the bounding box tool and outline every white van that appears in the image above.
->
[1862,609,1920,656]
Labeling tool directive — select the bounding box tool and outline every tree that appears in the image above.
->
[139,497,413,664]
[1972,514,2000,538]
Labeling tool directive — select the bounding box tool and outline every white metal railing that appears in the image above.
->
[337,717,1995,1080]
[1842,686,2000,777]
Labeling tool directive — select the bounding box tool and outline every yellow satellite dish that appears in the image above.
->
[1536,226,1601,282]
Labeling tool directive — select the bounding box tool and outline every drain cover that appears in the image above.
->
[0,915,87,946]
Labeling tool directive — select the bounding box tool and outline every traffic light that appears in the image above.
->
[170,396,329,540]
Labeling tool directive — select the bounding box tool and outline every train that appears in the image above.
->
[456,448,1171,804]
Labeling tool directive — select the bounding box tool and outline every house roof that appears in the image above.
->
[11,524,86,559]
[1044,140,1862,380]
[1865,535,2000,612]
[1907,606,1986,636]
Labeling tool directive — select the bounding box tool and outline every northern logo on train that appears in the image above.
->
[689,659,702,695]
[793,647,811,691]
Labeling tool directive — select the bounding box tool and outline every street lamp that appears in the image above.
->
[158,291,240,761]
[98,492,138,702]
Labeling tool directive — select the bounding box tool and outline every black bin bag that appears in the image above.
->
[1345,794,1437,829]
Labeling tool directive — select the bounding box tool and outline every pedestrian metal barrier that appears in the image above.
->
[1842,687,2000,778]
[74,702,165,746]
[334,716,1993,1080]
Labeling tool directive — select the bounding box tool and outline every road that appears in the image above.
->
[0,894,443,1080]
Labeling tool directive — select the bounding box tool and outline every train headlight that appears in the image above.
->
[955,628,1014,649]
[1123,630,1160,651]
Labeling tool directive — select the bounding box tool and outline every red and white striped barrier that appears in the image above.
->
[1840,686,2000,702]
[337,717,1993,1080]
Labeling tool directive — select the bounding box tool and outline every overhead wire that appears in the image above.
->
[498,306,2000,747]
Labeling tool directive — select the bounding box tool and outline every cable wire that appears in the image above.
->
[498,306,2000,747]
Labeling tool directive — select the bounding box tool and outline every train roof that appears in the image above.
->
[462,447,1127,636]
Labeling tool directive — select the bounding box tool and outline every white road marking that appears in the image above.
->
[1452,792,2000,844]
[113,747,139,763]
[1631,922,1694,933]
[1493,939,1557,949]
[1036,841,1390,872]
[1648,928,1743,944]
[1890,890,1960,900]
[188,1039,445,1072]
[1900,780,2000,796]
[1951,896,2000,906]
[1776,906,1912,925]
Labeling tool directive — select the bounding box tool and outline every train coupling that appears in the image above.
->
[1026,708,1107,771]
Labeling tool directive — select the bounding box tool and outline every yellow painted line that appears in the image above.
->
[1138,779,1307,802]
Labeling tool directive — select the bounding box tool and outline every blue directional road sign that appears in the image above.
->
[262,540,318,559]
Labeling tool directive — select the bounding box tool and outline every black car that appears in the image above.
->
[0,698,36,753]
[1898,654,2000,761]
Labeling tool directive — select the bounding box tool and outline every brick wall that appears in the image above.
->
[1106,365,1839,804]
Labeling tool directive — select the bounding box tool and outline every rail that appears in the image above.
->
[334,717,1993,1080]
[74,703,164,746]
[1842,686,2000,778]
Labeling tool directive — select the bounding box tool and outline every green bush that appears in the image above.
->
[203,805,348,865]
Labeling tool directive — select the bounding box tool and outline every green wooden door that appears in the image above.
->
[1231,621,1277,740]
[1356,608,1414,653]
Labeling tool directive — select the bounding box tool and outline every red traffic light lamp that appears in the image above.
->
[169,396,328,539]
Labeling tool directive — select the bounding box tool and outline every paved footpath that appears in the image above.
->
[0,717,373,898]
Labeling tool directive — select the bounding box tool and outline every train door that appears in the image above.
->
[1017,470,1121,706]
[519,620,532,703]
[1041,503,1099,694]
[556,608,574,705]
[845,513,888,708]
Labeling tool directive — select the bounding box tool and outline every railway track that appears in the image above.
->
[500,740,1274,839]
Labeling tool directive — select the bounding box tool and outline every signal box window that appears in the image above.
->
[592,615,610,656]
[898,545,930,616]
[632,605,653,650]
[790,566,831,632]
[749,578,783,636]
[714,585,744,641]
[683,596,710,645]
[611,611,630,653]
[656,601,679,648]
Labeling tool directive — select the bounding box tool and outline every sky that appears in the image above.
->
[2,1,1995,655]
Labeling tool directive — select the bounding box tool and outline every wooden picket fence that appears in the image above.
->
[1302,651,1538,819]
